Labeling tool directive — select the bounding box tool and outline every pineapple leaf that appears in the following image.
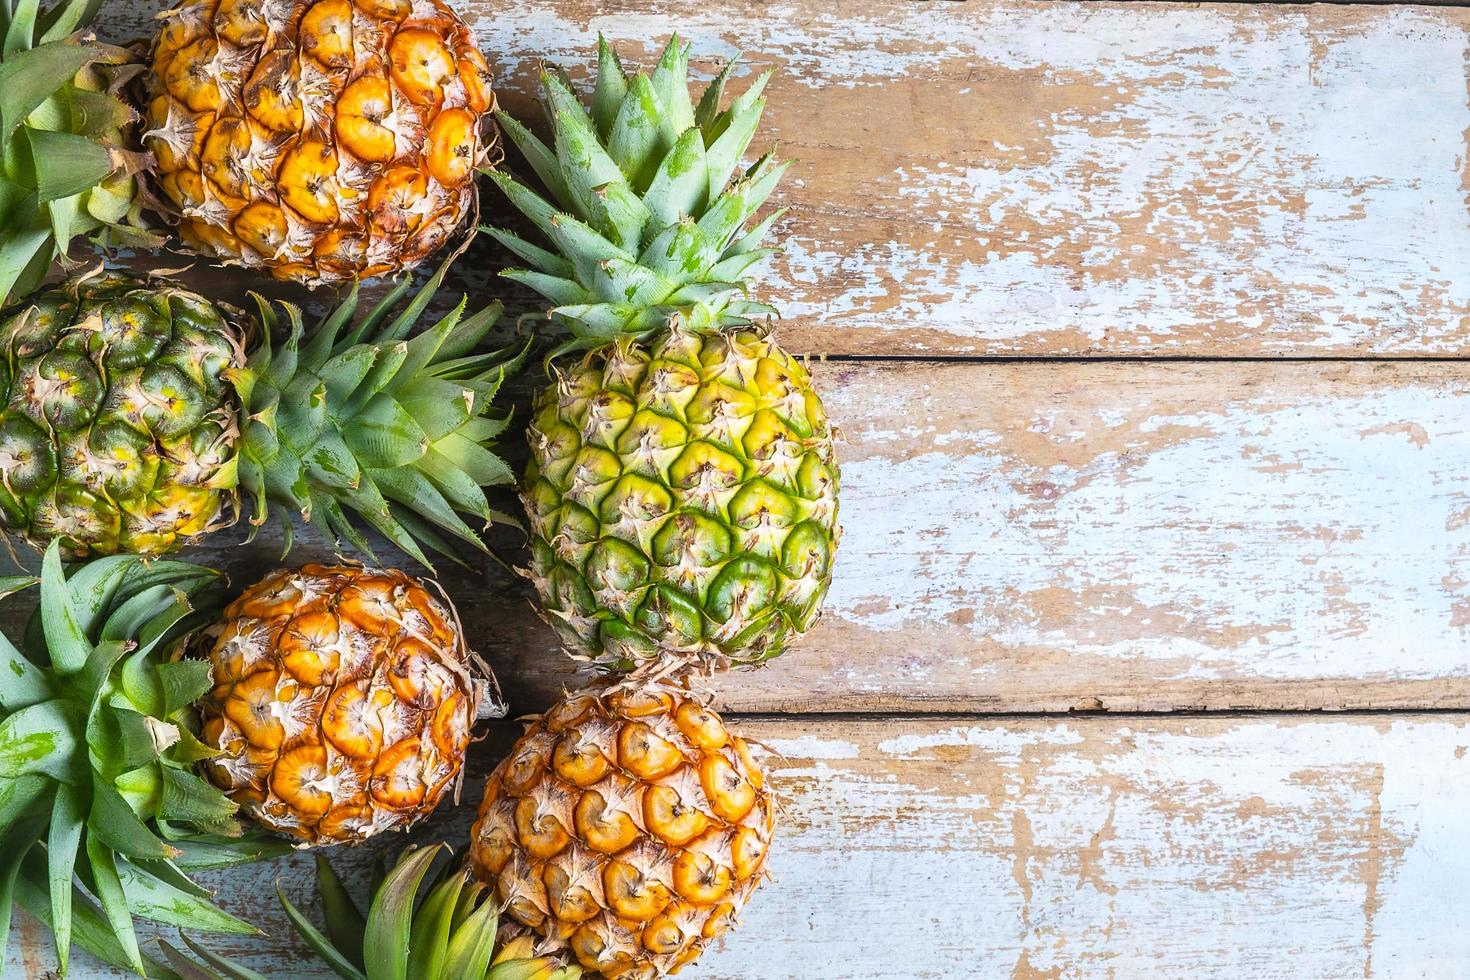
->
[3,0,42,55]
[156,660,213,717]
[89,774,176,861]
[415,447,495,520]
[0,821,41,976]
[641,127,709,237]
[365,845,441,980]
[0,629,49,710]
[338,276,410,349]
[384,298,465,394]
[177,934,273,980]
[551,104,631,230]
[396,377,474,440]
[375,262,451,346]
[724,205,786,256]
[588,178,653,251]
[648,35,696,136]
[15,855,176,978]
[0,38,96,140]
[344,393,430,468]
[492,110,576,213]
[342,476,433,569]
[168,834,293,872]
[695,53,741,132]
[305,430,364,492]
[370,466,485,548]
[40,540,90,674]
[277,877,370,980]
[502,267,589,306]
[178,933,274,980]
[481,225,573,278]
[591,34,628,139]
[317,342,379,406]
[158,767,236,826]
[38,0,105,44]
[440,884,500,980]
[405,868,463,980]
[118,857,258,934]
[316,853,367,970]
[432,431,516,487]
[25,126,114,202]
[161,939,234,980]
[703,70,772,199]
[343,341,409,415]
[86,831,147,975]
[607,73,675,193]
[47,782,86,974]
[0,700,82,781]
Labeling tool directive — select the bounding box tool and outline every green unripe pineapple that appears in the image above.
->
[489,37,841,669]
[0,262,520,566]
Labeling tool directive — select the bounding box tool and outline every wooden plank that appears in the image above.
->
[108,0,1470,357]
[1,360,1466,714]
[14,713,1470,978]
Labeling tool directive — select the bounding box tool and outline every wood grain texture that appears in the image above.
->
[1,359,1466,714]
[106,0,1470,357]
[13,714,1470,979]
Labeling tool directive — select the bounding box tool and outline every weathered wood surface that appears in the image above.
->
[108,0,1470,357]
[39,2,1470,979]
[6,359,1465,715]
[12,714,1470,979]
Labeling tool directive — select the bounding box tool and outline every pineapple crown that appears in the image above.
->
[485,35,787,356]
[0,541,290,977]
[166,844,583,980]
[0,0,158,308]
[229,258,526,571]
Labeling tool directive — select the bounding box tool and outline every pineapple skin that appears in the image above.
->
[200,564,480,845]
[524,323,840,670]
[469,685,776,979]
[145,0,497,285]
[0,274,242,557]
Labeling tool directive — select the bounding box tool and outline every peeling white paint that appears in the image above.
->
[20,717,1459,980]
[820,363,1470,684]
[107,1,1470,355]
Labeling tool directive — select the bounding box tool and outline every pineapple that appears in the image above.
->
[488,37,840,671]
[144,0,498,285]
[469,684,776,978]
[167,843,583,980]
[198,562,497,845]
[0,258,520,566]
[0,541,292,977]
[0,0,158,307]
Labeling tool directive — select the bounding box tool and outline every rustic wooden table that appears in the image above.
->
[9,0,1470,977]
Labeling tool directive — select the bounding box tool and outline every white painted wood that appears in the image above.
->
[14,715,1470,979]
[107,0,1470,356]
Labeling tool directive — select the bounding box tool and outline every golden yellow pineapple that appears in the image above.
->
[469,685,776,978]
[144,0,497,284]
[200,563,494,845]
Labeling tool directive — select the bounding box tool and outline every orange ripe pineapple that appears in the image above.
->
[469,685,776,978]
[200,564,495,845]
[144,0,497,285]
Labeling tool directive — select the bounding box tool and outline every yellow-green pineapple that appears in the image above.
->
[489,36,841,671]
